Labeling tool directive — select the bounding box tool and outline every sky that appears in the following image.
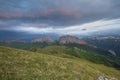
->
[0,0,120,40]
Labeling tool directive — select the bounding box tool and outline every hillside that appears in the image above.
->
[0,41,51,50]
[1,41,120,69]
[86,38,120,57]
[31,45,120,69]
[0,46,120,80]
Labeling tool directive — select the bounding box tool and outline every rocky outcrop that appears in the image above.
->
[59,35,87,45]
[98,76,118,80]
[108,50,116,56]
[32,36,54,43]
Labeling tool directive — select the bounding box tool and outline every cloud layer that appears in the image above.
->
[0,0,120,39]
[6,19,119,35]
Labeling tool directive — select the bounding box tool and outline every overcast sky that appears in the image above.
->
[0,0,120,39]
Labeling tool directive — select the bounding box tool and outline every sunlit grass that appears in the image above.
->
[0,46,120,80]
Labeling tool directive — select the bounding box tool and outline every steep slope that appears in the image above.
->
[0,46,120,80]
[86,38,120,57]
[64,43,120,65]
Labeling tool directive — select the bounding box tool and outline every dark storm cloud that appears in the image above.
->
[0,0,120,39]
[0,0,120,26]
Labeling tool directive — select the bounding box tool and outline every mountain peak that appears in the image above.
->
[59,35,87,44]
[32,36,54,43]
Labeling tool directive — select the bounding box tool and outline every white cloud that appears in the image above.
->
[9,18,120,35]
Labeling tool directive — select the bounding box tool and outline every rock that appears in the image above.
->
[59,35,87,45]
[98,76,118,80]
[98,76,105,80]
[32,36,54,43]
[108,50,116,56]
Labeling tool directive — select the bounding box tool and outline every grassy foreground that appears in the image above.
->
[0,46,120,80]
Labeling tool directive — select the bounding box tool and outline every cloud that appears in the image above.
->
[0,0,120,25]
[0,0,120,39]
[4,18,119,36]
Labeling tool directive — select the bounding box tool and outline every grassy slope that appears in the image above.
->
[32,46,120,69]
[1,42,120,64]
[0,42,50,50]
[0,46,120,80]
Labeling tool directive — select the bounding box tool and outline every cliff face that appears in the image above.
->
[32,37,54,43]
[32,35,87,45]
[59,35,87,45]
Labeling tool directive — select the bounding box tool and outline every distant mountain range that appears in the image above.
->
[0,35,120,57]
[30,35,87,45]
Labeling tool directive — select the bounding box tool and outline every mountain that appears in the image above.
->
[59,35,87,45]
[0,46,120,80]
[0,35,87,45]
[32,36,54,43]
[31,35,87,45]
[0,35,88,50]
[0,35,120,63]
[0,35,119,59]
[86,37,120,57]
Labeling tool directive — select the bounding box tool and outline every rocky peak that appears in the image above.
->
[59,35,87,44]
[32,36,54,43]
